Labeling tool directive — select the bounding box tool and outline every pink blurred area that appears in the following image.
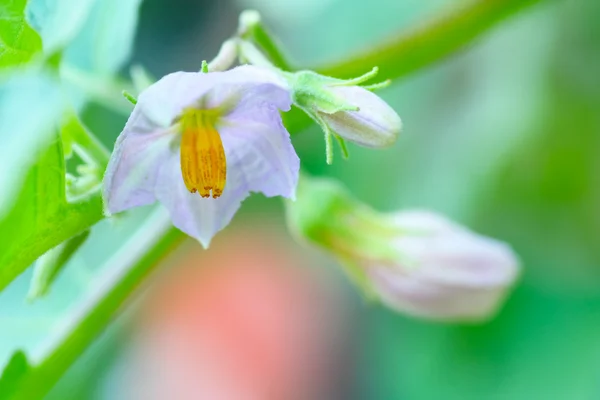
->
[122,222,352,400]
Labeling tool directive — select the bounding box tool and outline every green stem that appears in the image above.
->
[316,0,545,79]
[238,40,277,69]
[250,23,293,71]
[282,0,545,133]
[0,190,104,293]
[207,39,238,72]
[239,10,293,71]
[11,209,185,400]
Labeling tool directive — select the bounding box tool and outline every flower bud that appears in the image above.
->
[285,69,401,149]
[207,39,238,72]
[365,211,519,321]
[286,176,520,322]
[316,84,401,148]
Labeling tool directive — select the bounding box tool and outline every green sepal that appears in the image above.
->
[285,175,406,299]
[334,134,350,159]
[122,90,138,105]
[287,70,359,114]
[362,79,391,91]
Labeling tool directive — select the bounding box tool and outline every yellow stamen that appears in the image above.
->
[179,108,226,198]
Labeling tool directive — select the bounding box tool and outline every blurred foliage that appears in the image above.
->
[0,351,31,400]
[2,0,600,399]
[0,0,140,289]
[26,0,97,54]
[256,0,600,398]
[0,0,41,66]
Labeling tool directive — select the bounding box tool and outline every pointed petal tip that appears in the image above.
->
[101,189,117,218]
[102,205,113,218]
[197,236,212,250]
[287,188,297,202]
[169,218,213,249]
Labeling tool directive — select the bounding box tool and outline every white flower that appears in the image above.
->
[103,65,300,247]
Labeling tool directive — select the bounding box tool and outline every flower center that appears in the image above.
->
[179,108,226,198]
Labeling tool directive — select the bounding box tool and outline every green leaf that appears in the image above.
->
[0,137,67,290]
[0,115,105,292]
[5,209,183,400]
[25,0,96,54]
[0,351,31,400]
[0,0,43,67]
[26,0,143,73]
[64,0,143,74]
[0,71,64,216]
[56,0,143,113]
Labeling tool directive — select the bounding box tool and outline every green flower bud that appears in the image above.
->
[286,175,520,322]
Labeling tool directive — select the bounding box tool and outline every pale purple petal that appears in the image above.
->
[321,86,401,148]
[219,104,299,199]
[103,107,177,214]
[104,65,298,246]
[151,105,299,247]
[389,211,518,287]
[368,265,510,321]
[137,66,289,127]
[152,150,248,248]
[396,234,519,287]
[223,77,291,117]
[364,210,519,321]
[387,210,462,233]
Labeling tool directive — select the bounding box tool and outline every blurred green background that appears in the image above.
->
[2,0,600,398]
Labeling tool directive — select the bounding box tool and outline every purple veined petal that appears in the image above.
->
[152,149,251,248]
[103,107,177,214]
[223,81,292,118]
[219,107,300,200]
[388,211,519,287]
[202,65,291,113]
[411,235,519,287]
[367,264,510,321]
[137,65,290,127]
[388,210,464,234]
[320,85,401,148]
[362,210,519,321]
[151,106,300,247]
